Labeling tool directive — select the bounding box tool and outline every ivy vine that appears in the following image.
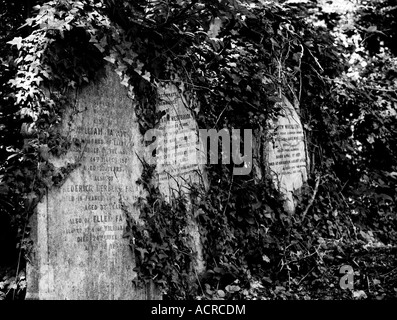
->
[2,0,395,301]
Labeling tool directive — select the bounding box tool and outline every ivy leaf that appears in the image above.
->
[38,145,50,161]
[225,285,241,293]
[231,74,241,84]
[123,58,134,65]
[120,75,130,87]
[158,253,168,260]
[245,217,255,224]
[25,17,35,26]
[104,56,116,64]
[264,212,272,219]
[208,17,222,38]
[141,71,152,82]
[7,37,23,50]
[205,284,213,295]
[353,290,367,300]
[366,26,377,33]
[217,290,225,298]
[213,267,224,274]
[252,201,262,210]
[35,76,43,86]
[136,247,148,260]
[94,43,105,53]
[270,38,279,48]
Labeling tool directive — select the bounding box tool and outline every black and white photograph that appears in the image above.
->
[0,0,396,310]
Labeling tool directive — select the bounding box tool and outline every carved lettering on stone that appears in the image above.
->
[26,67,155,299]
[266,96,308,213]
[153,82,206,273]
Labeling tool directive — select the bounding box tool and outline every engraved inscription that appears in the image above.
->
[28,67,149,300]
[268,124,307,176]
[59,108,142,255]
[156,84,202,199]
[266,96,308,213]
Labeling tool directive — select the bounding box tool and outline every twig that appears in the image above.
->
[298,44,304,103]
[301,174,321,221]
[284,246,320,267]
[306,47,324,72]
[222,174,234,217]
[297,266,316,286]
[363,86,397,93]
[214,104,228,128]
[380,266,397,278]
[13,209,29,300]
[195,269,205,297]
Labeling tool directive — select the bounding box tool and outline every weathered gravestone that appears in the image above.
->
[26,66,158,299]
[265,95,308,214]
[155,83,206,199]
[145,82,206,273]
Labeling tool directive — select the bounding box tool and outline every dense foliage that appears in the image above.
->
[0,0,396,300]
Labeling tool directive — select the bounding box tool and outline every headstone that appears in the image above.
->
[26,66,157,299]
[155,83,205,198]
[265,95,308,213]
[148,82,206,273]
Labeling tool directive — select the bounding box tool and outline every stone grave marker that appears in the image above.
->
[155,83,206,199]
[147,82,206,273]
[265,95,308,213]
[26,66,157,299]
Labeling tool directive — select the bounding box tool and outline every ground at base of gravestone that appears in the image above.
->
[260,244,397,300]
[1,241,396,300]
[195,241,397,301]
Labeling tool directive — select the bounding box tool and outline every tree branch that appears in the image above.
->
[301,174,321,221]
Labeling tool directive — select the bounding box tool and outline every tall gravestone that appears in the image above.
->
[149,82,206,273]
[156,83,206,198]
[26,67,157,299]
[265,95,308,213]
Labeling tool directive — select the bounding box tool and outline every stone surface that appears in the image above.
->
[26,67,157,299]
[155,83,206,200]
[153,82,206,273]
[265,96,308,213]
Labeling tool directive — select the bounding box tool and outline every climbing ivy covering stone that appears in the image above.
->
[0,0,396,300]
